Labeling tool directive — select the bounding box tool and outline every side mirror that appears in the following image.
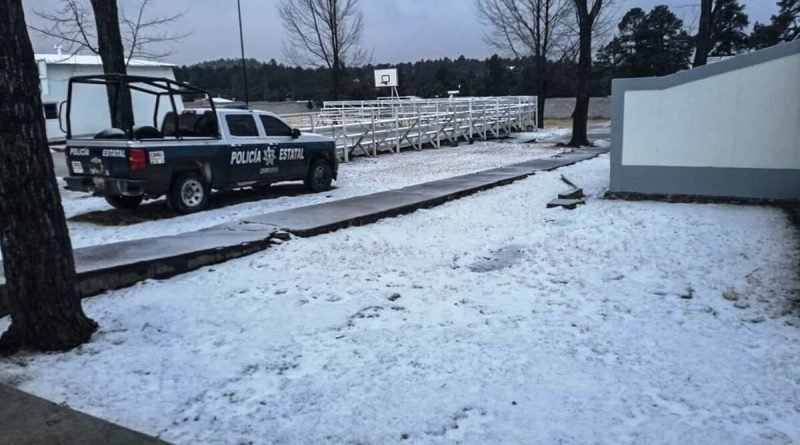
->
[292,128,301,139]
[58,100,67,134]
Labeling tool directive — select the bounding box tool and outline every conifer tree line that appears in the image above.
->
[174,0,798,103]
[174,55,610,102]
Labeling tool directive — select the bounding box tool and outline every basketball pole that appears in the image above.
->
[381,84,398,101]
[237,0,249,105]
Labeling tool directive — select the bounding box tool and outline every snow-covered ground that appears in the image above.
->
[3,152,799,445]
[59,134,570,251]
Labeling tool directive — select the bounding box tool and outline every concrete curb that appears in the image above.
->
[1,227,280,318]
[0,149,607,317]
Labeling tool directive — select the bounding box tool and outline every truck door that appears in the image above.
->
[225,113,266,184]
[259,114,306,179]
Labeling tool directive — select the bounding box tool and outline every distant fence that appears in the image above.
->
[282,96,537,162]
[544,97,611,120]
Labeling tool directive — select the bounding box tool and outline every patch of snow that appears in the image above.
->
[57,179,112,218]
[593,139,611,148]
[3,154,799,445]
[508,127,572,143]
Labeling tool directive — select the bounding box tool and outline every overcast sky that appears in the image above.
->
[24,0,778,66]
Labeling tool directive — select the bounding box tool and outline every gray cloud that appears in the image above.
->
[24,0,778,65]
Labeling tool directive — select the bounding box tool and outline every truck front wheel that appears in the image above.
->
[105,195,143,210]
[304,159,333,193]
[168,172,210,214]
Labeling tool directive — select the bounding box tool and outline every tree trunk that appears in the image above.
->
[331,63,341,101]
[89,0,134,133]
[0,0,97,356]
[537,92,547,129]
[568,8,593,147]
[330,0,341,101]
[693,0,713,67]
[535,56,547,129]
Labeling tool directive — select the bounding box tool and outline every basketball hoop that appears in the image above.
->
[374,68,400,100]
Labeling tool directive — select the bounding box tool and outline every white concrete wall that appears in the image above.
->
[621,52,800,170]
[40,64,183,141]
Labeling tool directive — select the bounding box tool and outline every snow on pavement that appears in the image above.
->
[59,138,566,250]
[2,154,799,444]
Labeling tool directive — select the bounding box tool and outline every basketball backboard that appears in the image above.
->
[374,68,398,88]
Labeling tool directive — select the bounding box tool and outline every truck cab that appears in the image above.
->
[63,75,338,214]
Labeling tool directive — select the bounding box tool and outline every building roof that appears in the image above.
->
[34,53,174,67]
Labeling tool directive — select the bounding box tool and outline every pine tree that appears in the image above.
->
[599,6,693,78]
[750,0,799,49]
[709,0,750,56]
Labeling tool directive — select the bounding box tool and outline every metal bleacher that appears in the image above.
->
[281,96,537,162]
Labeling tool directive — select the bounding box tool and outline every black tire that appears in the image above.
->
[167,172,210,214]
[105,194,143,210]
[304,159,333,193]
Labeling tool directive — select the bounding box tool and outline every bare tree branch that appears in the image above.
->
[119,0,190,63]
[475,0,575,60]
[278,0,367,98]
[30,0,189,65]
[31,0,98,56]
[475,0,575,127]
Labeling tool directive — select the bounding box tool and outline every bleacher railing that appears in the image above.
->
[282,96,537,162]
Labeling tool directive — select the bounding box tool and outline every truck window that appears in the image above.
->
[43,103,58,119]
[226,114,259,137]
[260,115,293,137]
[162,111,218,138]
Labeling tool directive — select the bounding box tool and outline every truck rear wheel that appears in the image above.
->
[168,172,209,214]
[304,159,333,193]
[105,195,143,210]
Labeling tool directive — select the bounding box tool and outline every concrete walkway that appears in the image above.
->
[0,384,169,444]
[0,148,606,443]
[244,151,604,235]
[0,148,607,313]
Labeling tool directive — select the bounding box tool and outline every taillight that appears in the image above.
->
[128,148,147,171]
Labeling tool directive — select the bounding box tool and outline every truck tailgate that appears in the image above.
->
[66,146,132,177]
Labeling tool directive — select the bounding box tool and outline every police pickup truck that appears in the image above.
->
[63,75,338,214]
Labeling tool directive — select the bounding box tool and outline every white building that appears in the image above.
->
[35,53,183,142]
[609,40,800,201]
